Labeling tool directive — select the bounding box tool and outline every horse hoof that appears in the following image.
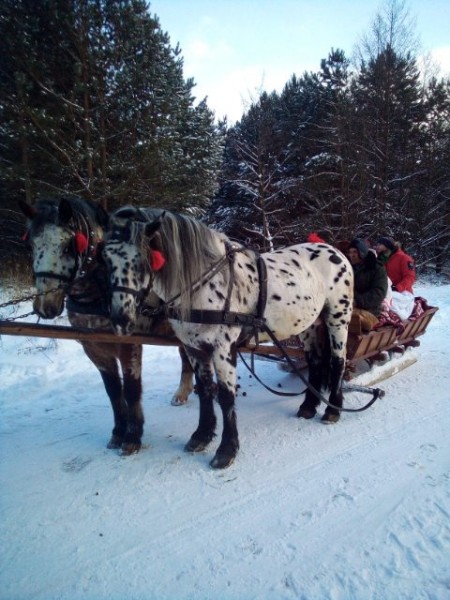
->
[171,396,188,406]
[107,435,123,449]
[120,442,141,455]
[297,407,316,419]
[210,453,236,469]
[185,437,211,453]
[321,413,340,424]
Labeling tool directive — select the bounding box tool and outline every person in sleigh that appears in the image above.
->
[347,238,388,332]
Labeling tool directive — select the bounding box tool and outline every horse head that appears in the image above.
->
[19,196,106,319]
[103,208,165,335]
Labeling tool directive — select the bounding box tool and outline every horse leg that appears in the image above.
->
[321,355,345,424]
[170,345,195,406]
[321,316,349,424]
[119,344,145,455]
[184,345,217,454]
[297,323,324,419]
[80,342,127,448]
[210,344,239,469]
[297,347,323,419]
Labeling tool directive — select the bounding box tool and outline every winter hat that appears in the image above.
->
[377,236,396,251]
[349,238,369,259]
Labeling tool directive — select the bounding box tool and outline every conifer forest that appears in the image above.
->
[1,0,449,272]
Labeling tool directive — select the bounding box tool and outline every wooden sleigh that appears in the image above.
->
[243,301,439,385]
[0,302,438,386]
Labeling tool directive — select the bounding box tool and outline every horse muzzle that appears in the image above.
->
[33,291,65,319]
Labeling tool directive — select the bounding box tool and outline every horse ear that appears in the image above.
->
[96,204,109,228]
[144,218,163,242]
[144,224,166,271]
[18,200,36,219]
[58,198,73,224]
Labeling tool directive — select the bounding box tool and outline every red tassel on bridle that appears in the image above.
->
[74,232,89,254]
[149,249,166,271]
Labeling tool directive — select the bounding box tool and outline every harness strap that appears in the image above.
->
[34,272,71,284]
[165,306,265,327]
[256,253,268,319]
[66,296,110,317]
[111,285,143,298]
[256,321,383,412]
[239,349,383,409]
[164,250,268,331]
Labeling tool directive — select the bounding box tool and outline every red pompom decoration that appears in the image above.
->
[74,232,89,254]
[307,232,326,244]
[149,249,166,271]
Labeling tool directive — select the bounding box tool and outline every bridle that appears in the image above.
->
[31,212,99,288]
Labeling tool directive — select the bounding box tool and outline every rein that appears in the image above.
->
[246,322,384,412]
[33,272,72,284]
[163,242,245,315]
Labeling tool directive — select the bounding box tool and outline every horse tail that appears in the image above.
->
[320,321,332,391]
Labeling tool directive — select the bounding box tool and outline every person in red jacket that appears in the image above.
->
[375,236,416,294]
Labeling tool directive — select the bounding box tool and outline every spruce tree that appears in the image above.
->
[0,0,223,212]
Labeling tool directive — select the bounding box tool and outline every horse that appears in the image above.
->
[102,206,354,468]
[19,196,194,455]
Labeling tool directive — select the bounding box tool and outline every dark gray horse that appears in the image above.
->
[20,197,194,455]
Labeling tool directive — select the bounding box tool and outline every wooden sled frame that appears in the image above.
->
[346,305,439,369]
[0,305,438,377]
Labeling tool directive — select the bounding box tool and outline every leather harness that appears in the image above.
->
[163,242,268,334]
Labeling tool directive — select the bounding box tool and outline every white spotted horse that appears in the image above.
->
[103,206,354,469]
[19,196,194,455]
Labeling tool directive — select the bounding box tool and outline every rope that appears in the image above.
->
[0,286,63,322]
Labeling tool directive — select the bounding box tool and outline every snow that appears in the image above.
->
[1,280,449,600]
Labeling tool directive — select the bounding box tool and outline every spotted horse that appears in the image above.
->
[103,206,354,468]
[19,196,194,455]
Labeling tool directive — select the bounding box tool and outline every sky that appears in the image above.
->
[148,0,450,123]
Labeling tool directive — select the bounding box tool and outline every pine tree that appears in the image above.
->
[351,45,424,243]
[412,77,450,270]
[210,91,299,250]
[0,0,223,212]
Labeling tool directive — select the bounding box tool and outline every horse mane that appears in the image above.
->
[110,206,231,319]
[30,195,106,234]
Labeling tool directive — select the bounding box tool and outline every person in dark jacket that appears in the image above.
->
[348,238,388,331]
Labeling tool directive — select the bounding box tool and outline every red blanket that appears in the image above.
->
[374,297,431,333]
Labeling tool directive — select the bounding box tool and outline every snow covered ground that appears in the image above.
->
[0,279,449,600]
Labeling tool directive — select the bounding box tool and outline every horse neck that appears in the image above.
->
[67,261,109,309]
[152,239,244,320]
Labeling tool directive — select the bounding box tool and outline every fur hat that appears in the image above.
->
[349,238,369,259]
[377,236,396,251]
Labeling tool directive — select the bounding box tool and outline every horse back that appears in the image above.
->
[261,243,353,339]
